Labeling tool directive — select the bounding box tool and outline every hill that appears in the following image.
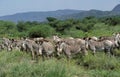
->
[112,4,120,12]
[0,9,82,22]
[60,10,110,19]
[61,4,120,19]
[0,4,120,22]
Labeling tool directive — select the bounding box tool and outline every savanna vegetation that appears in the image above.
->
[1,16,120,38]
[0,16,120,77]
[0,50,120,77]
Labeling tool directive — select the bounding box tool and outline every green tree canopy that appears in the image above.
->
[28,24,55,38]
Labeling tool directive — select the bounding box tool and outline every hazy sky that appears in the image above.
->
[0,0,119,16]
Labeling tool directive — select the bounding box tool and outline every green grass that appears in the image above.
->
[0,50,120,77]
[81,52,120,70]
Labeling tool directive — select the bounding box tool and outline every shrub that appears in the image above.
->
[80,52,120,70]
[28,24,55,38]
[65,29,86,38]
[89,69,120,77]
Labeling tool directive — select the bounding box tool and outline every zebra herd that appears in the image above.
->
[0,32,120,60]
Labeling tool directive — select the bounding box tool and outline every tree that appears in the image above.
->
[17,21,27,32]
[47,17,57,22]
[0,20,17,34]
[28,24,55,38]
[102,16,120,26]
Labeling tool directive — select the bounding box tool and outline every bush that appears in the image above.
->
[65,29,86,38]
[89,69,120,77]
[28,24,55,38]
[80,52,120,70]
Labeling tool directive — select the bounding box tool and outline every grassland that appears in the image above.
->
[1,16,120,77]
[0,50,120,77]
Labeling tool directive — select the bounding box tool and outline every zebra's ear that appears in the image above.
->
[35,39,43,45]
[83,37,86,40]
[83,37,87,40]
[88,37,92,40]
[38,40,43,45]
[35,40,38,44]
[10,39,15,43]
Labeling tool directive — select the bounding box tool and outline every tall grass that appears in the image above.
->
[81,52,120,70]
[0,50,120,77]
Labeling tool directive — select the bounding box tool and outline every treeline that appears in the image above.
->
[0,16,120,38]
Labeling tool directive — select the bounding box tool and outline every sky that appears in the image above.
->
[0,0,119,16]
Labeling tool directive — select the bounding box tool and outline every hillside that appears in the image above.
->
[0,9,82,22]
[60,10,111,19]
[61,4,120,19]
[0,4,120,22]
[112,4,120,12]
